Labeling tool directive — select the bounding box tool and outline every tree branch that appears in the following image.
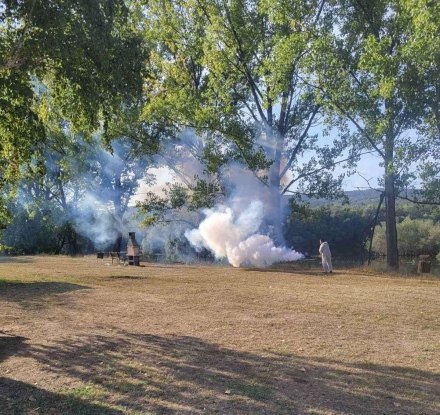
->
[157,219,197,228]
[300,77,386,159]
[368,192,385,265]
[353,0,380,39]
[222,2,267,124]
[281,150,374,194]
[1,0,37,72]
[279,104,321,179]
[395,194,440,206]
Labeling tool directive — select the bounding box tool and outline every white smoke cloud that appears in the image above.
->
[129,128,303,267]
[185,200,303,267]
[228,234,303,268]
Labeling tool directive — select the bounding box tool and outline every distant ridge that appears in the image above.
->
[283,188,419,208]
[337,189,384,206]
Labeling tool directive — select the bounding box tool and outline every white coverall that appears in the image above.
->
[319,241,333,273]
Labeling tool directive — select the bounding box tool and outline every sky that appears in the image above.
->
[129,119,423,207]
[130,151,384,209]
[335,153,382,191]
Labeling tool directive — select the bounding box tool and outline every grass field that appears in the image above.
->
[0,255,439,415]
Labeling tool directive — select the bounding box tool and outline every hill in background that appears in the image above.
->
[283,188,419,209]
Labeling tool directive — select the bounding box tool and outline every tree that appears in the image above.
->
[0,97,157,254]
[139,0,351,243]
[401,0,440,204]
[86,137,153,252]
[307,0,431,269]
[0,128,93,254]
[0,0,146,211]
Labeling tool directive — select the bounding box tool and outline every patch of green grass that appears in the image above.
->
[64,384,107,400]
[234,379,273,400]
[112,379,147,394]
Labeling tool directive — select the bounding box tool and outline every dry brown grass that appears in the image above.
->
[0,255,439,415]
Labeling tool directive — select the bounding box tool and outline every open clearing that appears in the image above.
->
[0,256,439,415]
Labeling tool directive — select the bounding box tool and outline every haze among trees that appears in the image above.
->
[1,0,439,269]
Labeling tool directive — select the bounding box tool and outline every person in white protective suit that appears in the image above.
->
[319,238,333,273]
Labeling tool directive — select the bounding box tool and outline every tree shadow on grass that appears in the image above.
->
[0,333,28,364]
[0,377,124,415]
[0,256,35,264]
[16,332,440,415]
[0,281,90,304]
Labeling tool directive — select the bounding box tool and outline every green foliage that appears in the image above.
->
[304,0,440,267]
[163,237,194,263]
[308,0,426,180]
[140,0,350,215]
[401,0,440,134]
[3,0,440,257]
[0,0,146,201]
[285,200,440,257]
[135,184,188,227]
[284,202,376,256]
[0,101,152,254]
[0,71,45,188]
[188,178,224,210]
[395,203,440,222]
[0,197,88,255]
[372,217,440,256]
[415,162,440,204]
[135,178,224,227]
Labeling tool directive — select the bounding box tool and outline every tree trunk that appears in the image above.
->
[383,115,399,271]
[267,129,285,245]
[368,192,385,265]
[113,231,123,253]
[384,171,399,270]
[112,174,124,253]
[267,182,284,244]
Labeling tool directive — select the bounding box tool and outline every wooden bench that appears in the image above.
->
[110,252,127,265]
[96,252,127,264]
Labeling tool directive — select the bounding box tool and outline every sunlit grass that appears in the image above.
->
[0,255,439,415]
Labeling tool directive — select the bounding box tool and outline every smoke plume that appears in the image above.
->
[135,131,304,267]
[185,200,303,267]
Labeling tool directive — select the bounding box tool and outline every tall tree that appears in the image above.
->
[401,0,440,204]
[87,137,153,252]
[96,103,160,251]
[0,119,95,254]
[0,0,146,214]
[307,0,429,269]
[140,0,350,243]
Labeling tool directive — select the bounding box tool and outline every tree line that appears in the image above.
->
[284,200,440,259]
[1,0,440,269]
[3,187,440,263]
